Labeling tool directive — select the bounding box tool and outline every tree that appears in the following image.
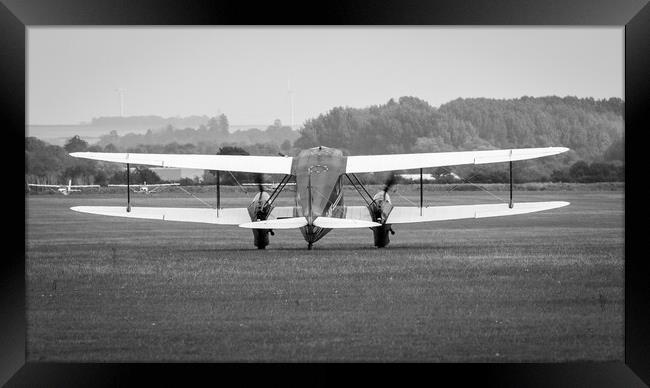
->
[136,167,162,184]
[207,114,229,140]
[569,161,591,182]
[64,135,88,153]
[93,170,109,186]
[603,137,624,161]
[280,139,292,153]
[179,177,194,186]
[103,143,119,152]
[217,146,252,185]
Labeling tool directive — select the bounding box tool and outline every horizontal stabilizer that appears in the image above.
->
[313,217,380,229]
[239,217,308,229]
[387,201,569,224]
[71,206,251,225]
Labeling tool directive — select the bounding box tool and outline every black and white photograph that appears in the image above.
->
[25,27,625,362]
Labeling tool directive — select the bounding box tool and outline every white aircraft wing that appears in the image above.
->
[71,205,299,225]
[345,147,568,173]
[386,201,569,224]
[239,216,380,229]
[239,217,308,229]
[71,206,251,225]
[70,152,293,174]
[313,217,380,229]
[70,185,100,188]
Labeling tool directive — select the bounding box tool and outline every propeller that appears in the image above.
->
[382,173,396,198]
[254,173,265,193]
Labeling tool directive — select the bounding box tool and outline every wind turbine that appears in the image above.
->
[115,88,127,117]
[287,79,295,129]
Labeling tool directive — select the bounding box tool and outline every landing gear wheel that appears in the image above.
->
[372,224,393,248]
[253,229,270,249]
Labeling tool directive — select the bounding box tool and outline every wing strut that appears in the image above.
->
[419,168,423,216]
[216,170,220,216]
[509,161,513,209]
[344,173,374,207]
[262,174,292,210]
[126,163,131,212]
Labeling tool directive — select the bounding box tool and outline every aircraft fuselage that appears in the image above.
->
[290,146,348,245]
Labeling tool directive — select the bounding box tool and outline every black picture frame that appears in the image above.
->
[3,0,648,386]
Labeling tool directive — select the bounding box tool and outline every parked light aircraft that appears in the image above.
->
[28,179,100,195]
[109,181,180,194]
[70,146,570,249]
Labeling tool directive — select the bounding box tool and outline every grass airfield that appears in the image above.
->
[26,187,624,361]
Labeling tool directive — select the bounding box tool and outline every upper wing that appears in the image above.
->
[70,152,293,174]
[70,185,100,188]
[345,147,568,173]
[387,201,569,224]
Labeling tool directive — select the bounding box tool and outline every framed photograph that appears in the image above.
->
[3,0,648,385]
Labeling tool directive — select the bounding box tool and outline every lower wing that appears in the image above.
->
[386,201,569,223]
[70,205,296,226]
[70,202,565,228]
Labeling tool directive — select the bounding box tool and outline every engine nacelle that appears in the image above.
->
[370,191,393,223]
[248,191,272,220]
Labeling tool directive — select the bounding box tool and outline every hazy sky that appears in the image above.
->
[28,27,623,126]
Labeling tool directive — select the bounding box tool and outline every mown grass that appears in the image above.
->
[25,189,624,361]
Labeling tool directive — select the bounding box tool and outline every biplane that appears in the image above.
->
[70,146,569,249]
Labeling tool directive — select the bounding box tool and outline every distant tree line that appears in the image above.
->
[89,115,212,129]
[25,137,282,187]
[96,116,298,152]
[294,96,624,182]
[26,136,163,186]
[26,96,625,186]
